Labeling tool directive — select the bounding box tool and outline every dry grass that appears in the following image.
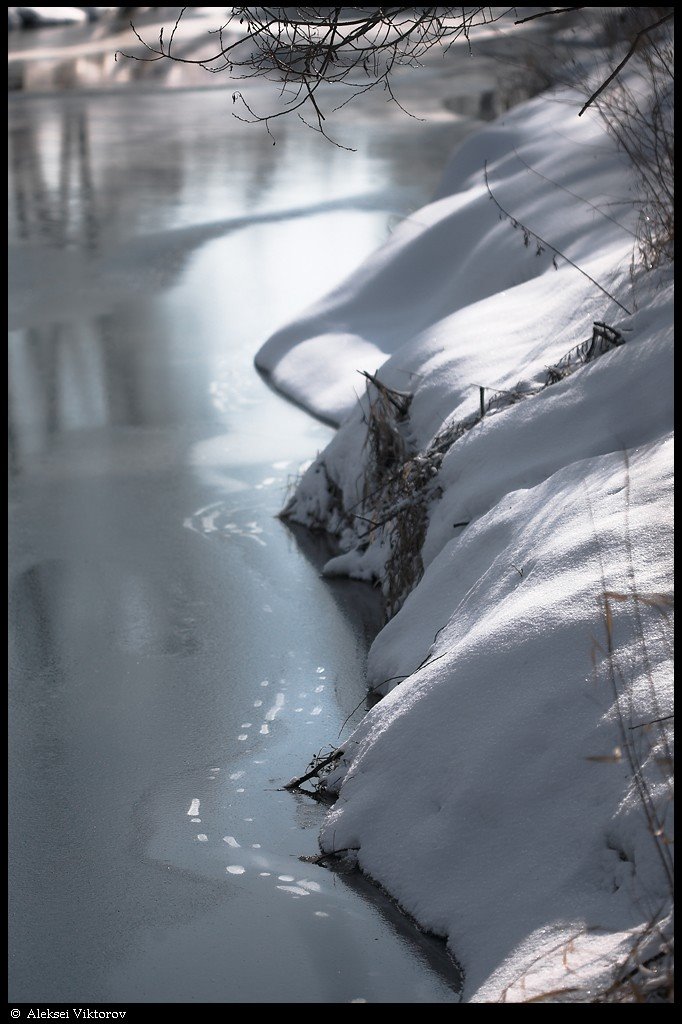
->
[505,454,674,1004]
[591,9,674,271]
[355,372,431,618]
[284,322,628,624]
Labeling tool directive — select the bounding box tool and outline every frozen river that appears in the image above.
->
[8,80,473,1002]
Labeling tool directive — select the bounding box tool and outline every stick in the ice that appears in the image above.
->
[283,747,345,791]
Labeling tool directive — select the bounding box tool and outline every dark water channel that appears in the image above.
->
[8,80,479,1003]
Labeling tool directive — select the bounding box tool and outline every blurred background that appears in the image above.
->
[8,7,248,92]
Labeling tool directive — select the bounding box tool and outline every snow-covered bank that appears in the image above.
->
[256,86,673,1001]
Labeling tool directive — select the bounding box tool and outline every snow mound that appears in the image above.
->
[323,437,673,1000]
[256,90,636,426]
[257,85,673,1000]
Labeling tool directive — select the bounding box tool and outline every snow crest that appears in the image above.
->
[256,86,673,1000]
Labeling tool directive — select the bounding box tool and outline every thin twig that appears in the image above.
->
[629,715,673,730]
[302,846,359,865]
[512,147,638,239]
[484,161,632,315]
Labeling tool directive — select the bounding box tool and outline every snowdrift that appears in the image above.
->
[256,87,673,1001]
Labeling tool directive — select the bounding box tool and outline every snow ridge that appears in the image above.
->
[256,86,673,1001]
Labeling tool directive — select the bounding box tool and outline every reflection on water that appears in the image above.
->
[8,87,465,478]
[9,101,97,249]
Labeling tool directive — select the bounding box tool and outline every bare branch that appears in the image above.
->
[514,7,584,26]
[117,6,673,143]
[119,7,513,132]
[578,11,675,117]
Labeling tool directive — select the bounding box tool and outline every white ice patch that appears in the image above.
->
[265,693,285,722]
[184,502,267,545]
